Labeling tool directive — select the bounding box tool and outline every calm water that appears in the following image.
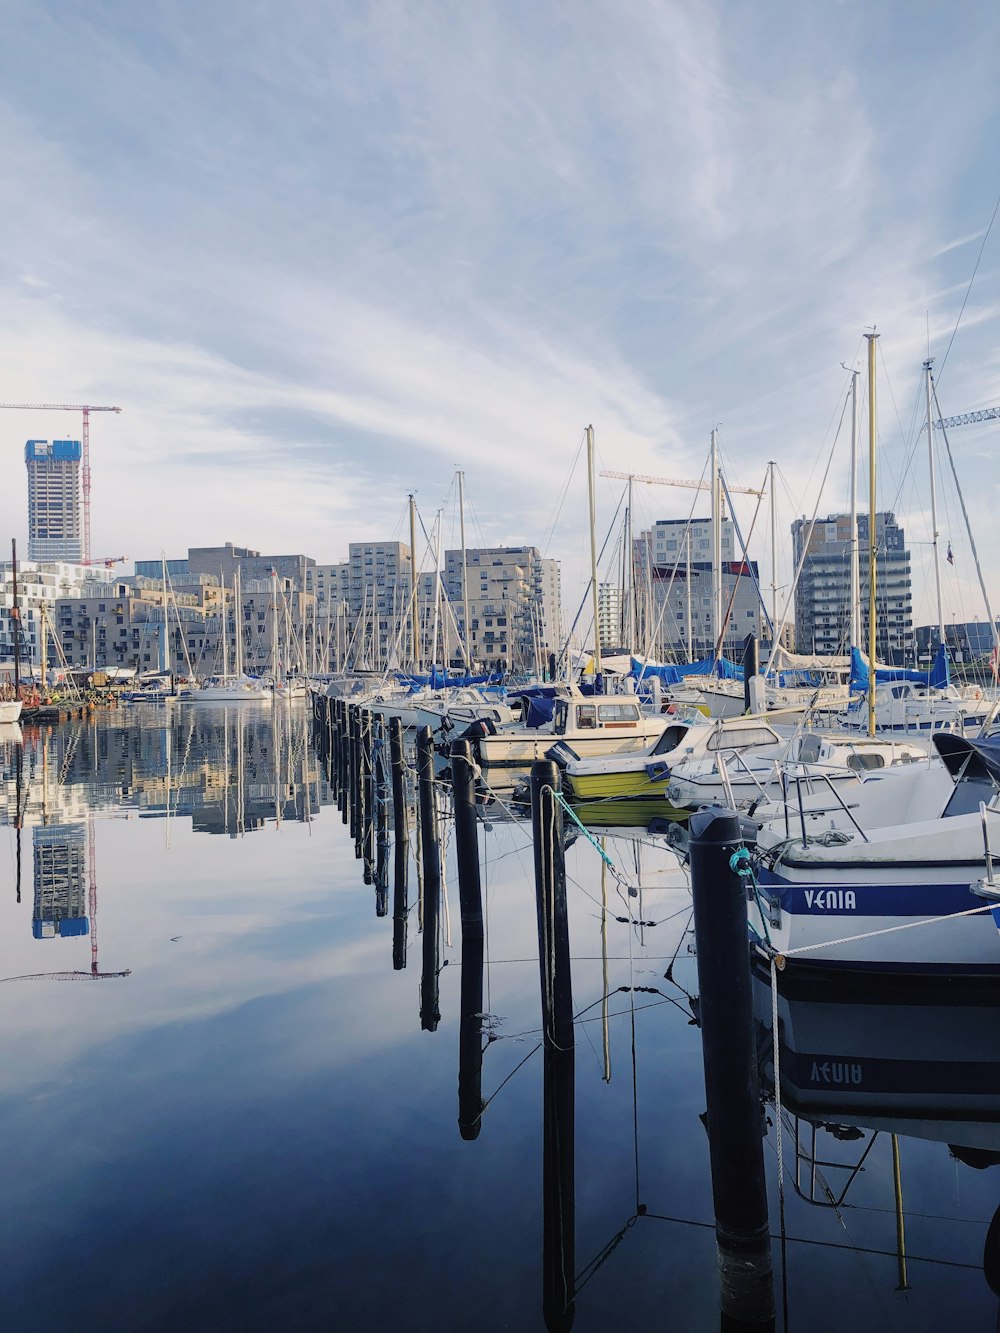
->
[1,705,998,1332]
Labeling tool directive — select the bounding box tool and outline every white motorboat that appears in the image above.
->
[0,698,24,724]
[475,685,668,769]
[187,675,273,703]
[743,731,1000,981]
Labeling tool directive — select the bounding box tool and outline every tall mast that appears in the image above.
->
[711,428,722,657]
[767,460,778,643]
[924,359,946,649]
[848,370,861,648]
[408,494,420,673]
[11,539,21,696]
[161,553,171,675]
[625,474,635,652]
[430,510,442,670]
[271,568,281,687]
[586,425,602,675]
[866,333,879,738]
[220,569,229,678]
[238,566,245,677]
[685,527,693,660]
[458,470,472,672]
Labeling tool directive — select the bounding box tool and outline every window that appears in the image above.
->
[598,703,641,723]
[576,705,597,729]
[707,726,780,751]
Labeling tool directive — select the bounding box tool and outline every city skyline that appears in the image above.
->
[0,4,998,627]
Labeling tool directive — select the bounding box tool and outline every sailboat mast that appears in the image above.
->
[586,425,602,676]
[220,569,229,678]
[408,494,420,673]
[271,568,280,688]
[625,474,635,653]
[924,359,946,649]
[848,370,861,649]
[458,470,472,672]
[685,528,693,659]
[160,553,171,676]
[711,428,722,658]
[235,566,243,679]
[866,333,879,738]
[767,460,778,643]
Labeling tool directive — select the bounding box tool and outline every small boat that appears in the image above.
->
[745,731,1000,983]
[188,674,272,703]
[0,698,23,724]
[475,685,668,769]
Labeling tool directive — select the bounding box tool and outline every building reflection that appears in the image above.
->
[32,823,88,939]
[2,704,333,839]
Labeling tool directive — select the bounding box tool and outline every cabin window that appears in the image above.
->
[598,703,641,723]
[576,705,597,730]
[847,753,886,771]
[707,726,780,751]
[890,684,909,699]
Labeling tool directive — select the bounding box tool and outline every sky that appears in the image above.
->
[1,0,999,631]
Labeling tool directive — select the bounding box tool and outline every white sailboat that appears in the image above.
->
[187,568,271,703]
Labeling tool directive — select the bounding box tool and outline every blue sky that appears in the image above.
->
[1,1,998,627]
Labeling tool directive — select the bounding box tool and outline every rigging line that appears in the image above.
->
[938,191,1000,382]
[541,429,588,559]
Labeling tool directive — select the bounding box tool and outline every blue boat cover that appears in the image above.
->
[849,644,949,693]
[630,655,743,683]
[525,696,556,728]
[396,669,503,690]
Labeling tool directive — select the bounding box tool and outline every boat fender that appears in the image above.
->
[644,760,671,782]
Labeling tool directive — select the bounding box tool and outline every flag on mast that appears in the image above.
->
[946,542,954,565]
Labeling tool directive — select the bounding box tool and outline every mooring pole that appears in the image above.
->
[453,737,485,1138]
[374,714,389,916]
[689,807,774,1327]
[348,706,360,841]
[361,709,375,884]
[337,701,349,822]
[417,726,441,1031]
[390,716,409,970]
[530,760,575,1332]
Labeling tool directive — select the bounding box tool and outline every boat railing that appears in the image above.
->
[974,801,1000,902]
[779,770,870,846]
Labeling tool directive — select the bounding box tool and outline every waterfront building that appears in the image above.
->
[443,545,561,673]
[0,560,111,673]
[792,511,912,661]
[25,439,83,562]
[597,583,622,651]
[633,517,764,660]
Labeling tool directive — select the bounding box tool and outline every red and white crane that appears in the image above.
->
[0,402,123,563]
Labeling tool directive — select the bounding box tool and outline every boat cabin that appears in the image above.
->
[554,697,643,736]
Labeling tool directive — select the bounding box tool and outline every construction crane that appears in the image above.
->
[0,402,123,563]
[934,406,1000,430]
[84,555,128,569]
[600,468,764,495]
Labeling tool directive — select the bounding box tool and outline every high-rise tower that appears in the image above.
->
[25,439,83,561]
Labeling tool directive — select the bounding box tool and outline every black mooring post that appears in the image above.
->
[348,706,360,840]
[417,726,441,1031]
[361,709,374,884]
[450,739,482,927]
[374,714,389,915]
[452,738,485,1138]
[338,701,349,821]
[689,807,774,1327]
[530,760,575,1333]
[390,717,408,970]
[742,634,759,715]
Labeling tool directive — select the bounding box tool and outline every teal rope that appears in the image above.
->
[547,787,616,870]
[729,846,772,949]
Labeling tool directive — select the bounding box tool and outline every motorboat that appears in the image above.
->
[744,731,1000,982]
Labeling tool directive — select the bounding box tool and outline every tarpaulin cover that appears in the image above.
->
[397,669,503,690]
[849,644,949,693]
[630,655,743,682]
[525,696,556,728]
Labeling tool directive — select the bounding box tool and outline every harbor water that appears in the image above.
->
[1,705,998,1331]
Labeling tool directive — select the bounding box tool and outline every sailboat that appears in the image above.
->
[187,568,271,703]
[742,339,1000,982]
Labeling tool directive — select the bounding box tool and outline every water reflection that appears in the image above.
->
[2,704,331,838]
[755,973,1000,1307]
